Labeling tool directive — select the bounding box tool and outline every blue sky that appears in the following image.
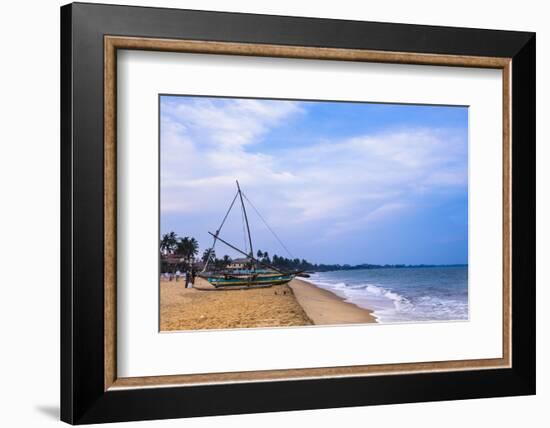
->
[160,95,468,265]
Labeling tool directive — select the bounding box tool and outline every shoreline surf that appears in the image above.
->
[300,266,468,323]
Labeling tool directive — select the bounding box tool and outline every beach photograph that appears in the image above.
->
[159,95,468,331]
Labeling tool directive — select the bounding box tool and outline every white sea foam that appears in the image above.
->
[303,269,468,323]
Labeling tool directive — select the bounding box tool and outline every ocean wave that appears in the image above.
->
[304,272,468,323]
[304,278,348,290]
[363,284,413,311]
[306,277,412,313]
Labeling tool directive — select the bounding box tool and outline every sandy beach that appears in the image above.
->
[289,279,377,325]
[160,276,375,331]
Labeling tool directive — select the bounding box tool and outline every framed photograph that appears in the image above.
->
[61,2,535,424]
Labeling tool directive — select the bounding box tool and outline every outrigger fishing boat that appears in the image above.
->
[198,181,302,289]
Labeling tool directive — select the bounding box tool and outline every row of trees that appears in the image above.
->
[161,231,460,274]
[160,232,237,273]
[160,232,199,263]
[199,248,234,270]
[263,253,461,272]
[160,232,200,273]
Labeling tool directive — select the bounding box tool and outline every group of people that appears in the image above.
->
[163,268,196,288]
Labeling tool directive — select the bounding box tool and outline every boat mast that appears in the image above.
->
[236,180,254,263]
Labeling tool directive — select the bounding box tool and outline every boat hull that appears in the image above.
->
[202,273,294,288]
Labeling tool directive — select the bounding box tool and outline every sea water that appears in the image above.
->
[304,266,468,323]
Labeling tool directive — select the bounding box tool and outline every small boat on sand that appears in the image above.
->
[198,181,302,289]
[204,271,295,288]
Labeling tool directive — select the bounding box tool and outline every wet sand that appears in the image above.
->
[160,276,375,331]
[289,279,376,324]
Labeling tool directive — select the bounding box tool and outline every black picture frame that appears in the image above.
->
[61,2,535,424]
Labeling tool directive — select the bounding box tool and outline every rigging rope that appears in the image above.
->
[242,192,295,260]
[216,191,239,238]
[240,200,248,256]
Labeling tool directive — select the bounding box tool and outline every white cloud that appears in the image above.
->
[162,97,303,149]
[160,98,467,246]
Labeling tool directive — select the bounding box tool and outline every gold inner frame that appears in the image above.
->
[104,36,512,391]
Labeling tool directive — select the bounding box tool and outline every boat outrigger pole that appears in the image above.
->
[236,180,254,263]
[201,190,239,273]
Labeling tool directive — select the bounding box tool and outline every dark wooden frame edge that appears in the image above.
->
[61,2,535,424]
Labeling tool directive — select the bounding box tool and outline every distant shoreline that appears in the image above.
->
[307,264,468,274]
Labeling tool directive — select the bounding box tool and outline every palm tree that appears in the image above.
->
[160,235,168,254]
[257,249,264,260]
[176,236,199,264]
[160,231,178,255]
[202,248,215,264]
[175,237,187,258]
[187,237,199,262]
